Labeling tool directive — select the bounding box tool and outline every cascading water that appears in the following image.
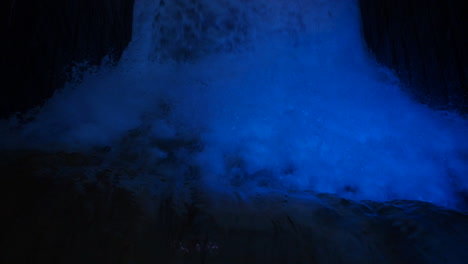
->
[3,0,468,209]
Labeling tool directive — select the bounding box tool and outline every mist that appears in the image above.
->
[2,0,467,209]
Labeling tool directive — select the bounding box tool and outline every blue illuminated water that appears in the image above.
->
[2,0,467,209]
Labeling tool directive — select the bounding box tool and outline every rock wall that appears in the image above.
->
[0,0,134,118]
[359,0,467,114]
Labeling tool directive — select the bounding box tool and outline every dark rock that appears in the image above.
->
[0,0,135,118]
[359,0,467,114]
[1,149,468,263]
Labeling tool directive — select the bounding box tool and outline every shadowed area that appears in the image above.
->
[1,149,468,263]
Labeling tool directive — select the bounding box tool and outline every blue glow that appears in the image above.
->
[2,0,467,209]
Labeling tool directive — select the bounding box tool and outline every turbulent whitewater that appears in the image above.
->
[2,0,468,209]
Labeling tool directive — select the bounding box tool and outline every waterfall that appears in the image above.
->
[5,0,468,209]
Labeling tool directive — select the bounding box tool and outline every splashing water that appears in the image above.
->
[2,0,468,209]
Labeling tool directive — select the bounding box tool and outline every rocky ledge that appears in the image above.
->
[1,148,467,264]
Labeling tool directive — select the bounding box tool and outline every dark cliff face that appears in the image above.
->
[0,0,134,119]
[359,0,467,114]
